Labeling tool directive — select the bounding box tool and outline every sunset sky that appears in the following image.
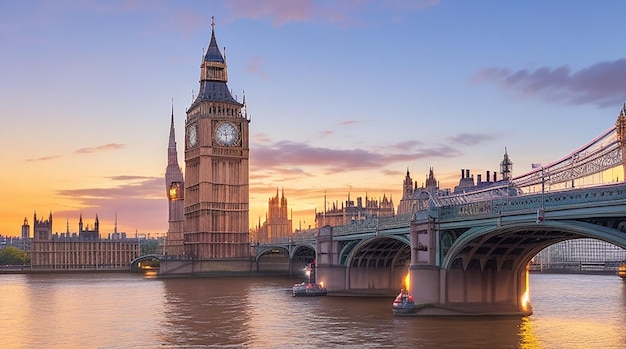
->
[2,0,626,237]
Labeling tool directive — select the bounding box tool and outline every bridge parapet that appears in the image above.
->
[330,213,414,236]
[434,182,626,222]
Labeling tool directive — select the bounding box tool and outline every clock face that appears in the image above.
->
[215,122,239,146]
[188,124,197,147]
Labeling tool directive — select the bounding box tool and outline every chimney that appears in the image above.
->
[477,174,482,183]
[494,172,497,182]
[461,169,465,179]
[466,169,470,179]
[487,171,491,182]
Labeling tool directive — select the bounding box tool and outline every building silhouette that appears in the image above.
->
[252,188,293,242]
[397,167,443,214]
[29,212,140,270]
[315,192,394,228]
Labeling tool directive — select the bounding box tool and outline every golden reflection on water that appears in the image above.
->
[518,317,540,349]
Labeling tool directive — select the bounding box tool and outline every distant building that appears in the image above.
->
[252,189,293,242]
[453,148,513,194]
[397,167,448,214]
[315,192,394,228]
[533,239,626,272]
[21,217,30,239]
[29,212,141,270]
[398,149,515,215]
[79,213,99,240]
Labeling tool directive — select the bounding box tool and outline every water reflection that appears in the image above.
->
[1,273,625,348]
[160,277,254,347]
[160,276,534,348]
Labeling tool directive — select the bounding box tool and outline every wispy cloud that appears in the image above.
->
[473,58,626,108]
[224,0,316,26]
[25,154,63,162]
[338,120,358,126]
[447,133,497,146]
[74,143,124,154]
[223,0,438,27]
[246,56,270,80]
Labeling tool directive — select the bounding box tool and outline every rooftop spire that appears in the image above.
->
[167,101,179,167]
[204,16,225,63]
[168,99,176,149]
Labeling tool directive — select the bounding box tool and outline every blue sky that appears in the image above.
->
[1,0,625,236]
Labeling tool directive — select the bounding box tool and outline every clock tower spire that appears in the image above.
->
[183,18,252,262]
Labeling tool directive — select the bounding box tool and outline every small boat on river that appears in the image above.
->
[292,261,327,296]
[292,282,327,297]
[392,289,417,315]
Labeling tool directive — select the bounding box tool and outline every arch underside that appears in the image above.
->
[350,238,411,268]
[255,245,315,275]
[346,237,411,292]
[445,219,626,274]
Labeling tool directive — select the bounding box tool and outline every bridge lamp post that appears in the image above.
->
[532,163,545,209]
[533,163,546,222]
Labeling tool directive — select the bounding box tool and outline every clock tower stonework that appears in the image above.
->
[182,20,252,263]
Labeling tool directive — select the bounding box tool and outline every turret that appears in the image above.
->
[500,147,513,180]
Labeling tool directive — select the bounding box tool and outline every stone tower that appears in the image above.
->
[500,147,513,180]
[33,211,52,241]
[183,19,251,259]
[165,104,185,256]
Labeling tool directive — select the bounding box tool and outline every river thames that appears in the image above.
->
[1,272,625,348]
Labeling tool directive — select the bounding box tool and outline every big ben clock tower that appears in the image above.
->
[184,18,251,261]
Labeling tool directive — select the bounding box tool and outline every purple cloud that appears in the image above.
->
[251,140,464,173]
[473,59,626,108]
[54,176,166,233]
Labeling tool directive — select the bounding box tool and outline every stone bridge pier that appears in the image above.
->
[409,218,531,316]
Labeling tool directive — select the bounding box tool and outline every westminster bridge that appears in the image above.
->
[256,104,626,315]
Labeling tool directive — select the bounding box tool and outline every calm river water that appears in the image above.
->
[1,272,625,348]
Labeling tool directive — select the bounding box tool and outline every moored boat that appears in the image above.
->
[392,289,417,315]
[292,282,327,296]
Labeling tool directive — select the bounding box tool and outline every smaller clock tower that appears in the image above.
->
[165,105,184,256]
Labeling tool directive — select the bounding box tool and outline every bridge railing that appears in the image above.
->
[327,213,414,236]
[435,182,626,221]
[513,126,622,190]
